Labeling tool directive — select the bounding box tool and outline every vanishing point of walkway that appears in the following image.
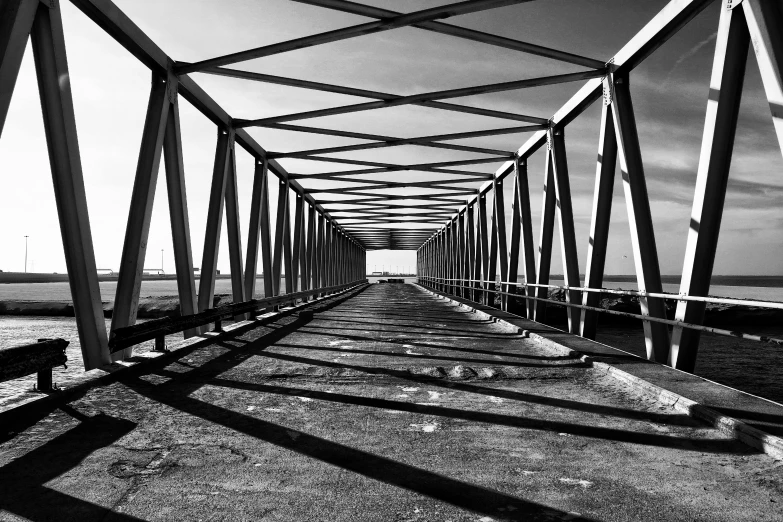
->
[1,284,782,521]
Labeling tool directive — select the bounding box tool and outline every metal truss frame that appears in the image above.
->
[1,0,781,374]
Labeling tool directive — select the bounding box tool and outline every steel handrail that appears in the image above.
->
[418,277,783,346]
[109,280,368,352]
[425,277,783,310]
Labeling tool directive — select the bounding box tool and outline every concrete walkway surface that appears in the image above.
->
[1,283,782,521]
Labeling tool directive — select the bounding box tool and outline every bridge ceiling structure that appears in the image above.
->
[172,0,608,252]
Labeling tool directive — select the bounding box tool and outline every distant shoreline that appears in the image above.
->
[0,272,234,284]
[2,272,781,287]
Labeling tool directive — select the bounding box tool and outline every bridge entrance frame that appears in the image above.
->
[0,0,781,373]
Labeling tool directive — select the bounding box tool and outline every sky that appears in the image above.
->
[0,0,781,279]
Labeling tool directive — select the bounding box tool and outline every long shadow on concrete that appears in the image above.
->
[272,324,584,361]
[106,291,602,521]
[281,323,652,364]
[0,408,140,521]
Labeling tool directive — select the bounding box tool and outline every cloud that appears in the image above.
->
[663,31,718,86]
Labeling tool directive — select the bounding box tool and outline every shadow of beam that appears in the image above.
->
[0,411,140,522]
[125,382,598,522]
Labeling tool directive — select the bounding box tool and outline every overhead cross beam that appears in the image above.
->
[318,194,468,204]
[295,0,605,69]
[236,70,605,127]
[335,208,456,216]
[269,124,544,159]
[340,205,457,212]
[300,175,491,186]
[176,0,533,74]
[324,203,464,213]
[346,225,436,250]
[290,157,508,179]
[293,169,491,180]
[310,186,478,195]
[198,68,549,124]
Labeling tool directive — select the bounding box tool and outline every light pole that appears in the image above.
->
[161,249,164,274]
[24,235,29,273]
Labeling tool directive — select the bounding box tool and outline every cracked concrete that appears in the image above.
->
[0,284,782,521]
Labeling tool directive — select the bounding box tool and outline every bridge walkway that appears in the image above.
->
[1,284,782,521]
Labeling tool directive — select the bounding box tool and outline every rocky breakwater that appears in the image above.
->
[504,287,783,327]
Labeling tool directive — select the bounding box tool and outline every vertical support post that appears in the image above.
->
[305,203,316,298]
[331,226,338,287]
[283,200,294,296]
[162,87,198,337]
[37,368,52,392]
[344,236,349,284]
[610,73,670,363]
[334,231,341,285]
[224,137,245,307]
[0,0,38,137]
[507,163,522,314]
[441,228,447,292]
[244,159,271,300]
[466,203,477,302]
[324,222,333,287]
[338,229,344,285]
[549,127,582,334]
[291,192,304,294]
[110,72,170,355]
[422,242,427,285]
[30,0,109,369]
[417,246,421,283]
[339,233,346,284]
[458,210,467,298]
[477,193,490,304]
[434,232,440,288]
[493,177,509,310]
[443,224,450,293]
[512,157,537,318]
[488,191,499,307]
[260,163,275,299]
[272,177,289,296]
[534,153,556,323]
[448,221,457,295]
[581,93,619,339]
[198,129,232,314]
[427,238,432,287]
[670,3,750,371]
[316,212,325,292]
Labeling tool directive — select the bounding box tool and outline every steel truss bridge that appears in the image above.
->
[0,0,781,374]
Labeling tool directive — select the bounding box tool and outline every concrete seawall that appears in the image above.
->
[0,295,230,319]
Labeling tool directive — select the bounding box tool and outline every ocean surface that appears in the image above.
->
[1,275,782,404]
